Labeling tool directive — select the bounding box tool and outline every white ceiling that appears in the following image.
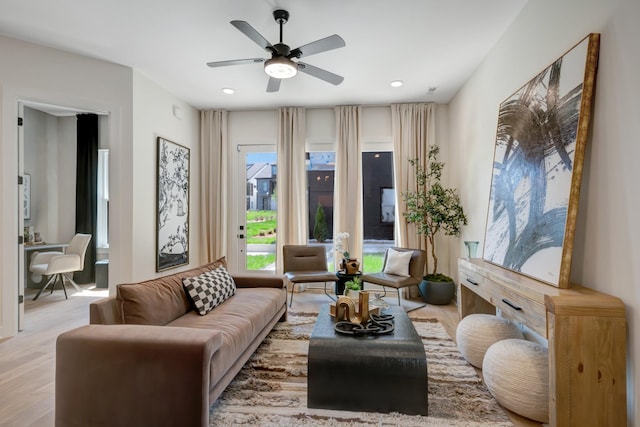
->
[0,0,527,111]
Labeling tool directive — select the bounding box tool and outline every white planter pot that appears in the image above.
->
[346,289,360,301]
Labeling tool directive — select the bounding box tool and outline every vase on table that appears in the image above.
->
[464,241,479,259]
[345,258,360,275]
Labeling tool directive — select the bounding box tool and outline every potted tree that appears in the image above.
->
[403,145,467,305]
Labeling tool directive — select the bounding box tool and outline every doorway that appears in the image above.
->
[18,100,109,331]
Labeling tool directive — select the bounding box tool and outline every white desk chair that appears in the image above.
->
[30,233,92,300]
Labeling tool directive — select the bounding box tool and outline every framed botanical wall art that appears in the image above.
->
[156,137,190,271]
[483,34,600,288]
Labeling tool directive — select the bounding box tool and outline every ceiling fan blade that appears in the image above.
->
[206,58,265,68]
[297,62,344,86]
[231,20,275,53]
[266,77,281,93]
[289,34,346,59]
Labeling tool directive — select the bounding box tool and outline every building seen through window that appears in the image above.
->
[307,152,394,272]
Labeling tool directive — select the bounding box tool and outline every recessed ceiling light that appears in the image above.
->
[390,80,403,88]
[222,87,235,95]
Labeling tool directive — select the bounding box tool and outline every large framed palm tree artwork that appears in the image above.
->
[156,137,190,271]
[483,34,599,288]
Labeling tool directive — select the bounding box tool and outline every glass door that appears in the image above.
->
[237,146,277,273]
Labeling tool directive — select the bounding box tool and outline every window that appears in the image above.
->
[362,152,394,241]
[306,151,335,270]
[307,152,335,244]
[97,149,109,248]
[305,150,394,272]
[361,151,394,272]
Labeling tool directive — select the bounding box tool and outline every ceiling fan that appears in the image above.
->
[207,9,346,93]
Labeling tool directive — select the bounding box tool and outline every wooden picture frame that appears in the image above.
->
[156,137,190,271]
[483,33,600,288]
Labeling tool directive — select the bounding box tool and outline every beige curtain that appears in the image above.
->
[333,106,363,267]
[391,103,435,295]
[275,107,307,273]
[200,110,228,262]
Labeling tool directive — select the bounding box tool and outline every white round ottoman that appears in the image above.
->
[456,314,523,368]
[482,339,549,423]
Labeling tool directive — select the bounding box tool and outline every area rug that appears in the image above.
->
[209,311,512,426]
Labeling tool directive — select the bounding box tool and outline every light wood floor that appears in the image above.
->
[0,283,538,426]
[0,284,108,426]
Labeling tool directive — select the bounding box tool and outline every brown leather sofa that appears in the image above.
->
[55,259,287,427]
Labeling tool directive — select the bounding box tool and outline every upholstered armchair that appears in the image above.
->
[283,245,338,307]
[360,247,426,311]
[30,233,92,300]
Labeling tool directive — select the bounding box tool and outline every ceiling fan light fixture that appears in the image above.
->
[264,56,298,79]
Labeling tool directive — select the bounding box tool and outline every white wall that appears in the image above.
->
[24,107,52,240]
[447,0,640,420]
[1,36,203,336]
[1,36,202,337]
[131,71,200,282]
[22,108,77,244]
[0,35,133,338]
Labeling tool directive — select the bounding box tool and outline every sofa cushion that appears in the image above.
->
[117,257,227,325]
[383,248,412,276]
[183,267,236,315]
[167,287,287,386]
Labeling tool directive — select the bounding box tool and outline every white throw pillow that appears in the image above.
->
[383,248,412,277]
[182,267,236,315]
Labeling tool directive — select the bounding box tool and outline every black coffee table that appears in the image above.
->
[307,305,428,415]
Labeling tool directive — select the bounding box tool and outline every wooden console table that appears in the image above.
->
[458,258,626,426]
